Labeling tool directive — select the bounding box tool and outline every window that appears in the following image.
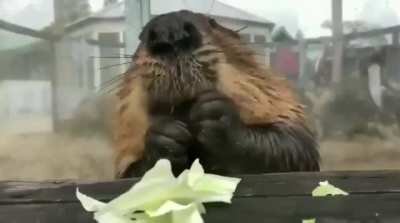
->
[239,33,251,43]
[254,34,266,43]
[98,32,122,84]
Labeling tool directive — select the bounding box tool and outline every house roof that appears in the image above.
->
[91,1,125,19]
[210,1,273,25]
[65,0,274,32]
[150,0,273,25]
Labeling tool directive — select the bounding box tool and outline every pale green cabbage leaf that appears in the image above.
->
[302,180,349,223]
[312,180,349,197]
[76,159,241,223]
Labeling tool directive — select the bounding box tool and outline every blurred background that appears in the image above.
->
[0,0,399,181]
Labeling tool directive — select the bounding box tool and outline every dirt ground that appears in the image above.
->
[0,133,115,181]
[0,132,399,181]
[320,136,400,171]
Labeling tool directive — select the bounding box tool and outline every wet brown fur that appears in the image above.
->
[110,11,311,178]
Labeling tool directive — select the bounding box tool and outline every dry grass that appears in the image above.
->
[0,133,114,181]
[0,131,400,182]
[320,136,400,171]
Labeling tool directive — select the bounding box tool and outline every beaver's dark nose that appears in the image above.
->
[141,13,202,57]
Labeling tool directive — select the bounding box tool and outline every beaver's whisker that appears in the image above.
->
[99,73,127,89]
[100,62,132,70]
[90,56,132,59]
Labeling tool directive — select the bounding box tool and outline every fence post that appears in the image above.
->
[297,32,307,89]
[393,31,400,46]
[50,0,68,132]
[331,0,343,84]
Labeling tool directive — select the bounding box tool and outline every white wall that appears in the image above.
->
[0,80,53,134]
[0,81,51,117]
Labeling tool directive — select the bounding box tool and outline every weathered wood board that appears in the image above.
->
[2,170,400,222]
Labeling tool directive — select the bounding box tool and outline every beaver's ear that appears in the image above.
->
[208,18,219,28]
[208,18,240,39]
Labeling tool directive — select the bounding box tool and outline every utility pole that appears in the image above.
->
[331,0,344,84]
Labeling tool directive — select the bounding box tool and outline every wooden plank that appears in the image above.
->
[347,25,400,40]
[206,195,400,220]
[0,203,93,223]
[2,171,400,222]
[0,19,58,41]
[1,195,400,222]
[260,25,400,48]
[2,170,400,204]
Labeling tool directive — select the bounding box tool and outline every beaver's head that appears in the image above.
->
[129,10,259,107]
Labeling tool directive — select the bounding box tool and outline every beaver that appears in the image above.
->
[108,10,320,178]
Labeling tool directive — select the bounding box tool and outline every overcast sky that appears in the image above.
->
[0,0,399,38]
[221,0,400,37]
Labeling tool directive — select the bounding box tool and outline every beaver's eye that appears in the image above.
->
[208,18,218,28]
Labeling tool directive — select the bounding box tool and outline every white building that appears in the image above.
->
[0,0,274,133]
[0,0,274,127]
[63,0,274,91]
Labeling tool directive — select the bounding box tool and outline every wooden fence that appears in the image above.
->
[2,170,400,222]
